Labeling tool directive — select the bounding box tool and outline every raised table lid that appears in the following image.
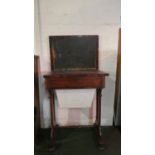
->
[49,35,99,71]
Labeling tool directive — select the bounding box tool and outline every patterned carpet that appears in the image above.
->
[35,126,121,155]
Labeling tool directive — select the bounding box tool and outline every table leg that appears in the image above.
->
[49,90,56,151]
[95,88,105,149]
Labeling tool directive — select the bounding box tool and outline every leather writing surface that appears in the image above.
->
[49,35,98,71]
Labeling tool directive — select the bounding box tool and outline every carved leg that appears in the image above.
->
[49,90,56,151]
[95,88,105,150]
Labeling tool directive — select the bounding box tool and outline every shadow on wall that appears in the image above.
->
[101,77,115,125]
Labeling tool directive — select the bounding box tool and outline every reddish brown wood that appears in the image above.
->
[49,90,56,150]
[114,28,121,120]
[44,71,108,89]
[34,55,40,144]
[95,88,105,149]
[44,71,108,77]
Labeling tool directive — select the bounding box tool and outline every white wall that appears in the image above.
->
[34,0,41,55]
[35,0,121,128]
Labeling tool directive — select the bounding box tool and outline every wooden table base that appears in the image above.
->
[44,71,109,150]
[48,88,105,150]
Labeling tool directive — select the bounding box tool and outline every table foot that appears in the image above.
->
[97,136,105,150]
[49,128,56,151]
[49,144,56,151]
[95,126,105,150]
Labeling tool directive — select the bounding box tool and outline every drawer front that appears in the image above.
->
[45,77,105,89]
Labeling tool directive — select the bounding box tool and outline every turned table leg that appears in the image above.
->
[95,88,105,149]
[49,90,56,151]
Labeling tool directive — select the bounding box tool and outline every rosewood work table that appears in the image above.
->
[44,35,109,150]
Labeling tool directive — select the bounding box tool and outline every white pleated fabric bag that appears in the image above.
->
[56,89,96,108]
